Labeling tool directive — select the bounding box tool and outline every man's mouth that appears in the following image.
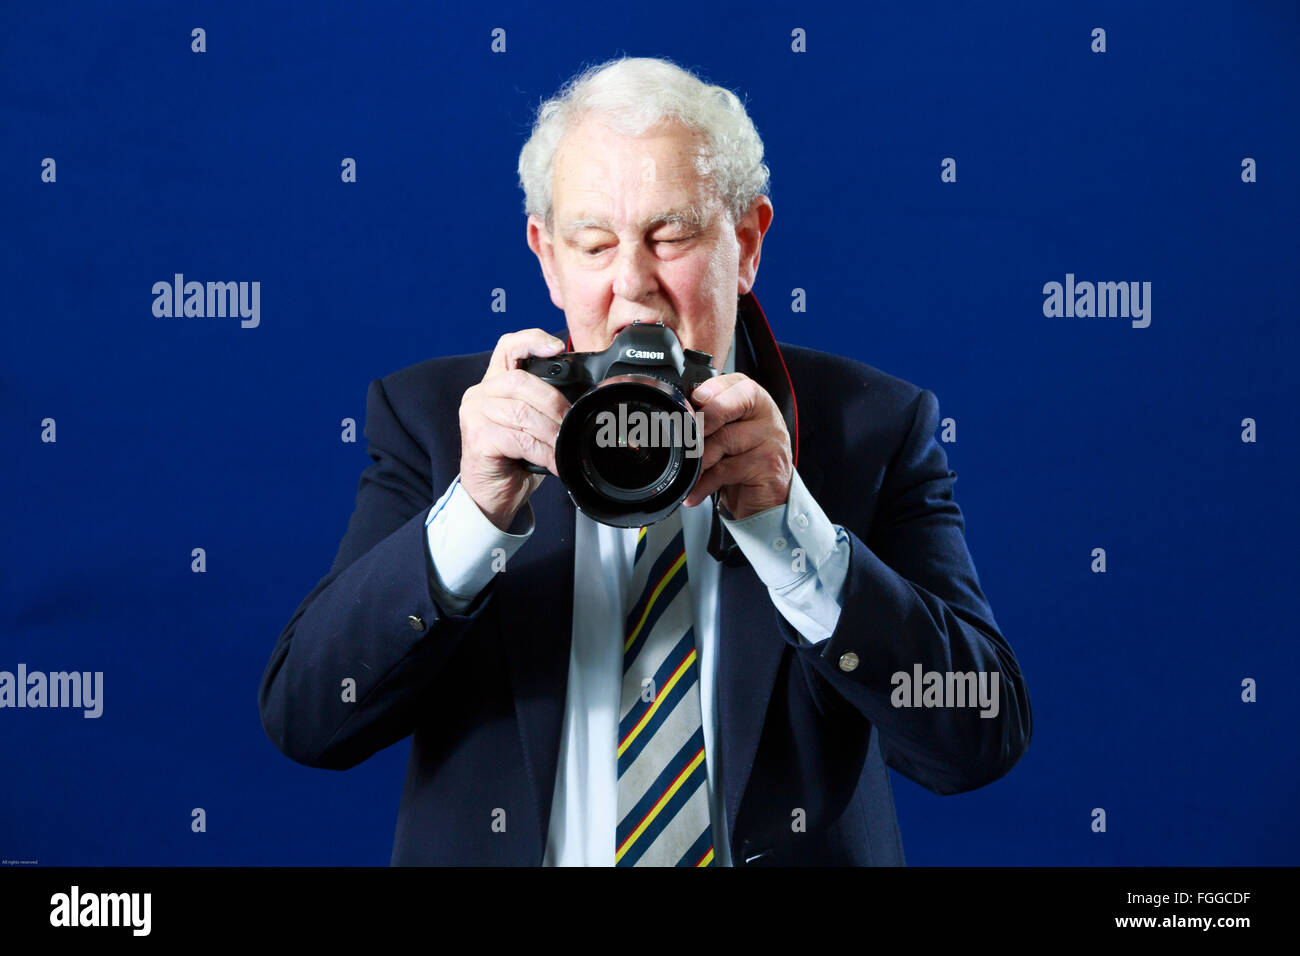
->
[610,316,673,338]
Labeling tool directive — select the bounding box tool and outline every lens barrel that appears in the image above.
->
[554,374,702,527]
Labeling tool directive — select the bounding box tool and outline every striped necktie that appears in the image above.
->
[615,509,716,867]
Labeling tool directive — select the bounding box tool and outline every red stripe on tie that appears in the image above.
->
[615,744,706,859]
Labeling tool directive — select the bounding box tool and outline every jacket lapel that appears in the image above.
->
[715,305,790,852]
[499,474,575,862]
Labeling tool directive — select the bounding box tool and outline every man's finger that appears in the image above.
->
[487,328,567,377]
[695,419,769,472]
[683,454,752,508]
[482,419,559,477]
[481,368,571,426]
[479,397,563,453]
[691,374,765,436]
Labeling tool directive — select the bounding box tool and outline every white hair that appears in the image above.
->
[517,56,770,233]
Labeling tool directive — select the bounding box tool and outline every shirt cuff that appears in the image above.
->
[721,469,839,589]
[425,475,534,614]
[720,468,850,644]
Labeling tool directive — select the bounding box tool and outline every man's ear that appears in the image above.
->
[735,196,774,296]
[527,214,566,311]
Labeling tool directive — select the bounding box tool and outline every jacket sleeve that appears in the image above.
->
[777,387,1033,795]
[258,375,495,770]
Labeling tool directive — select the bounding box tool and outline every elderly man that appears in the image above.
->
[259,56,1032,866]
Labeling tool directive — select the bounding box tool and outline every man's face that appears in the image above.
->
[527,115,771,369]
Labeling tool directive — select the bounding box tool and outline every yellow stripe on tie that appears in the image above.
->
[614,746,707,864]
[624,552,687,653]
[617,648,696,759]
[696,847,714,867]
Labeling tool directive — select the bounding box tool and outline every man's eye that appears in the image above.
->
[581,236,689,255]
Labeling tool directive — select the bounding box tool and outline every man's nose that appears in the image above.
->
[611,240,659,302]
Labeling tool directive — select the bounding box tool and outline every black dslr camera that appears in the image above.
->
[519,322,718,527]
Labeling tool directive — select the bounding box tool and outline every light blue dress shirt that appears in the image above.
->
[421,352,851,865]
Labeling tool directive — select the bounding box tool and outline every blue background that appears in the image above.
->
[2,0,1297,865]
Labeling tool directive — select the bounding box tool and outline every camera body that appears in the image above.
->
[519,322,718,527]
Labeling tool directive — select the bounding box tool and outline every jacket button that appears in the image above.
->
[407,615,425,632]
[838,652,860,672]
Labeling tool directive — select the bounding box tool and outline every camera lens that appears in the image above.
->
[582,398,675,493]
[553,376,702,527]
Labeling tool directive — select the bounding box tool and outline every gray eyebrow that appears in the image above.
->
[560,206,708,237]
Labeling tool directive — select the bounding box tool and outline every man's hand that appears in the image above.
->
[683,373,793,520]
[459,329,571,530]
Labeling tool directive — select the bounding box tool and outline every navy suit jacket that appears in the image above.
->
[258,292,1032,866]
